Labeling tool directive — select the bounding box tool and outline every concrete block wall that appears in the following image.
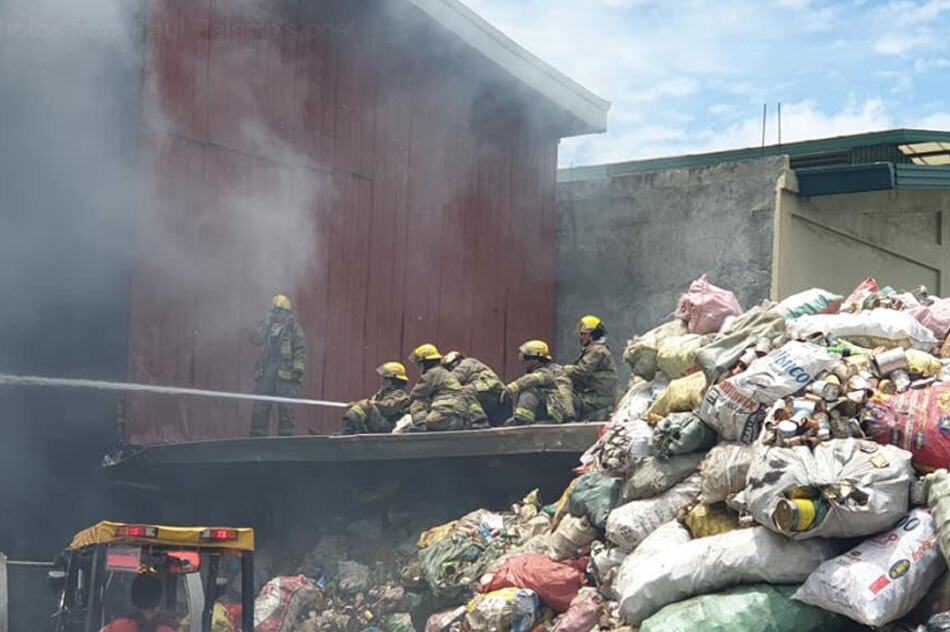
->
[555,156,788,382]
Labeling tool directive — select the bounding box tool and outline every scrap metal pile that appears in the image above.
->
[250,276,950,631]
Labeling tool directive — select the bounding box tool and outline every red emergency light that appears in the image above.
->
[200,528,239,542]
[117,525,158,539]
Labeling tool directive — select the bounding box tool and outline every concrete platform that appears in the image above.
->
[104,422,605,468]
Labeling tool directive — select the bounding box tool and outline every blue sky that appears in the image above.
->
[465,0,950,167]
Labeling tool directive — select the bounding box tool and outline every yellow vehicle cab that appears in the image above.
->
[49,522,255,632]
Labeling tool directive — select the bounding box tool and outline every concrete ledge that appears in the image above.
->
[105,423,604,467]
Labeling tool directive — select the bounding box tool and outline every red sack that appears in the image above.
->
[841,277,878,313]
[254,575,320,632]
[552,588,602,632]
[674,275,742,334]
[865,382,950,472]
[479,554,587,613]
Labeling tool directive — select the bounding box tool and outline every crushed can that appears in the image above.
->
[777,420,799,441]
[893,369,911,393]
[773,497,827,532]
[808,380,841,402]
[875,347,908,376]
[792,398,817,416]
[847,374,868,392]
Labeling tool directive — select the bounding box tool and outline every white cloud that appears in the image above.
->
[776,0,812,9]
[916,112,950,129]
[464,0,950,166]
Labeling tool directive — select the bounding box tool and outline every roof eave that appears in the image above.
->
[406,0,610,136]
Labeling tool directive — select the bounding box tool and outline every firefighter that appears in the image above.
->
[407,343,487,431]
[564,315,618,421]
[249,294,307,437]
[99,574,179,632]
[441,351,509,427]
[341,362,411,434]
[502,340,574,426]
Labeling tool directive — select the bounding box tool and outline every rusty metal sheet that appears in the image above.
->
[128,0,560,442]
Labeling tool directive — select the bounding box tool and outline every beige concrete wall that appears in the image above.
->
[773,180,950,299]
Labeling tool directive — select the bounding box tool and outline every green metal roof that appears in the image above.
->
[558,128,950,182]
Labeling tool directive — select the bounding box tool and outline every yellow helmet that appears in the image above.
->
[441,351,463,367]
[518,339,552,361]
[272,294,293,311]
[576,315,604,334]
[409,343,442,363]
[377,362,408,381]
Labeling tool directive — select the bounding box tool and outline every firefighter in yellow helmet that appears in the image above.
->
[564,315,618,421]
[341,362,411,434]
[441,351,508,427]
[501,340,574,426]
[249,294,307,437]
[407,344,487,431]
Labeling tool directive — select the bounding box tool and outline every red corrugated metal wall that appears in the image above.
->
[128,0,559,442]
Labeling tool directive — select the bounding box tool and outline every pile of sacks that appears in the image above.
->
[417,276,950,632]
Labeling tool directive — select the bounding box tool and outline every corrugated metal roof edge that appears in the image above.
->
[407,0,610,137]
[557,128,950,182]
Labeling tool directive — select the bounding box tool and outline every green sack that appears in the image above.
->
[640,584,847,632]
[567,472,622,530]
[418,536,506,599]
[384,613,416,632]
[651,413,716,459]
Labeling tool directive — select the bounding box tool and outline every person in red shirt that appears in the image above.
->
[100,574,181,632]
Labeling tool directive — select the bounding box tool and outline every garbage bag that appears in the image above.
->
[418,521,459,549]
[792,509,947,627]
[624,320,689,380]
[613,521,692,603]
[927,612,950,632]
[587,419,653,475]
[552,587,603,632]
[425,606,466,632]
[545,514,597,561]
[646,372,707,423]
[656,334,707,379]
[909,297,950,340]
[606,473,702,552]
[682,502,740,539]
[773,288,844,320]
[788,309,938,351]
[385,613,415,632]
[906,349,945,377]
[612,379,662,424]
[841,276,879,313]
[622,453,703,502]
[419,536,506,599]
[480,553,587,613]
[254,575,323,632]
[674,275,743,335]
[337,560,371,594]
[745,439,913,539]
[651,413,716,459]
[927,470,950,568]
[567,471,623,530]
[864,382,950,472]
[639,583,847,632]
[699,443,754,504]
[695,306,787,385]
[465,588,539,632]
[618,526,834,625]
[589,541,628,595]
[698,341,837,442]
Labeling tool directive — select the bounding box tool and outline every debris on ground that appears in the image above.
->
[251,276,950,631]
